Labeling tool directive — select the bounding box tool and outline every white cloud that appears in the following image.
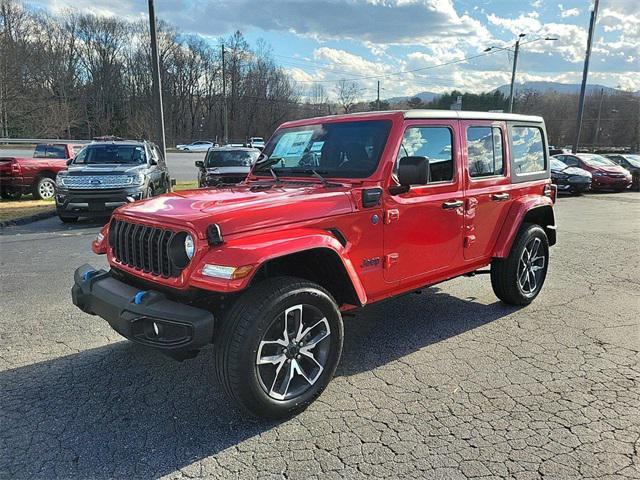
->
[559,5,580,18]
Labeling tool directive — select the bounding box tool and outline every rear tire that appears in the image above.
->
[1,187,22,200]
[215,277,343,419]
[491,223,549,306]
[33,176,56,200]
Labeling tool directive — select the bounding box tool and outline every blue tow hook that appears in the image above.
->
[133,291,148,305]
[82,270,97,282]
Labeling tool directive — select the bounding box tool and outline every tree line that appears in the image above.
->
[1,0,638,150]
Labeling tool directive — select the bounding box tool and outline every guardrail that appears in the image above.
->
[0,138,92,145]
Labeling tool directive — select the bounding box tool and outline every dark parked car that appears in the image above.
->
[605,154,640,191]
[55,140,171,223]
[550,157,591,194]
[196,146,260,187]
[553,153,631,192]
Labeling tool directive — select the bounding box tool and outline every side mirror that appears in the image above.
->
[149,158,158,166]
[394,156,430,193]
[195,160,204,168]
[66,158,73,166]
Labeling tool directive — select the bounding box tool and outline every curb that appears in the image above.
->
[0,208,56,229]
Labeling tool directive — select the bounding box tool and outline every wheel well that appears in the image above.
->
[250,248,360,307]
[523,206,556,246]
[37,170,56,180]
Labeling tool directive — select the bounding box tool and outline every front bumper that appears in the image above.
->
[56,187,145,217]
[591,176,631,190]
[72,264,215,360]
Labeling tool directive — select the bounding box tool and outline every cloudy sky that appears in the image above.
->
[31,0,639,100]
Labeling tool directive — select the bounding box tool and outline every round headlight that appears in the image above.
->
[184,234,195,259]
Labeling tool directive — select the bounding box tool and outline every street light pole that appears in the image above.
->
[147,0,166,158]
[377,80,380,110]
[508,33,525,113]
[573,0,600,153]
[221,44,229,145]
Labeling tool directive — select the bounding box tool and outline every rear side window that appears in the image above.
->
[510,126,546,174]
[467,126,504,178]
[397,126,454,183]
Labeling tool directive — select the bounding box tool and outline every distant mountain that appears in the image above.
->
[386,91,440,103]
[494,81,634,96]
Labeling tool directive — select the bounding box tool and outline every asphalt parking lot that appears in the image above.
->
[1,192,638,479]
[0,148,204,183]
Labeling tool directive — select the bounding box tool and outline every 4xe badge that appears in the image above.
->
[361,257,381,268]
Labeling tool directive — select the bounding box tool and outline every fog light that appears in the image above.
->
[202,264,253,280]
[153,322,159,336]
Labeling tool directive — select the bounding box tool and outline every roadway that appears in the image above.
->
[0,192,639,479]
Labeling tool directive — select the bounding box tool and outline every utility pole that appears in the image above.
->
[222,44,229,145]
[593,88,605,147]
[573,0,600,153]
[376,81,380,110]
[508,33,525,113]
[147,0,166,157]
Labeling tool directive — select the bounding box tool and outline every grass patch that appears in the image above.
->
[173,181,199,191]
[0,198,55,222]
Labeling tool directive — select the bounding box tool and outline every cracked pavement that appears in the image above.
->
[1,192,638,479]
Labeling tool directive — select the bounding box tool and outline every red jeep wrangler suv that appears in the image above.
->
[73,111,556,418]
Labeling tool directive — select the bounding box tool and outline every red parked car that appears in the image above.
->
[73,110,556,418]
[552,153,632,192]
[0,143,83,200]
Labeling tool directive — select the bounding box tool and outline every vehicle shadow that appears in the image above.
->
[0,215,108,236]
[0,287,518,478]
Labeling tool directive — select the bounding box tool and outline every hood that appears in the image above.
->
[65,163,146,175]
[205,166,251,175]
[116,183,354,236]
[552,166,591,177]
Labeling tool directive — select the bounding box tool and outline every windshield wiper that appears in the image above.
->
[289,169,341,187]
[270,167,281,184]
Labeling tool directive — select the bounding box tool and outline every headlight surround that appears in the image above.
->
[168,232,195,268]
[593,171,605,177]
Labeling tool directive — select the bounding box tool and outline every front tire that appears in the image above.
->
[1,187,22,200]
[59,214,78,223]
[491,223,549,306]
[215,277,343,419]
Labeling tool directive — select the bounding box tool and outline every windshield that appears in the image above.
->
[623,155,640,167]
[205,150,259,167]
[550,158,567,170]
[580,154,616,167]
[74,145,146,165]
[254,120,392,179]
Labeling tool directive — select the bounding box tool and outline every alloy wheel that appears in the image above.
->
[256,304,331,401]
[517,237,546,296]
[39,179,56,199]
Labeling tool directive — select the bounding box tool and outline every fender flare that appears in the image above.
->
[492,195,555,258]
[189,227,367,305]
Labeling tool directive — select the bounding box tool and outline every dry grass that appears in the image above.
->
[0,199,55,222]
[173,181,199,191]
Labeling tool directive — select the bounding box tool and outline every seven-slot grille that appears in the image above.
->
[109,219,184,278]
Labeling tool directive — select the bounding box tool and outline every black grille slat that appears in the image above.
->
[107,219,186,278]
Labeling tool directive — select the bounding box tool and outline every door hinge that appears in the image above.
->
[385,209,399,224]
[384,253,399,269]
[464,235,476,248]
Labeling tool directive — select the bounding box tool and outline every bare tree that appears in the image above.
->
[334,79,361,114]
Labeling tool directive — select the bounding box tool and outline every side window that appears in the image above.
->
[467,126,504,178]
[564,156,579,167]
[73,148,87,164]
[33,145,47,158]
[154,146,165,165]
[510,126,546,174]
[397,126,454,183]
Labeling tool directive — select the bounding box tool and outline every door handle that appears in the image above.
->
[442,200,464,209]
[491,193,510,201]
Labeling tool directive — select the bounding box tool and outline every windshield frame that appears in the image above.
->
[253,119,393,180]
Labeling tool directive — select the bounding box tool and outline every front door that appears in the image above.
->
[383,121,464,283]
[461,121,512,260]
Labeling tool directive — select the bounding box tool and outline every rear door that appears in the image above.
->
[461,121,512,260]
[383,120,464,283]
